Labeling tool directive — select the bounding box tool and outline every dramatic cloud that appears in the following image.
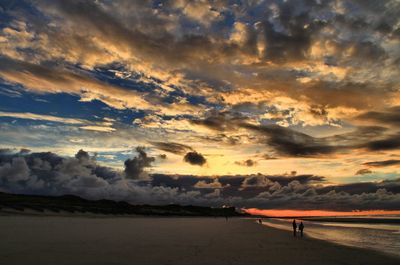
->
[357,107,400,126]
[183,151,206,166]
[364,134,400,151]
[0,157,30,184]
[193,113,338,157]
[363,160,400,168]
[243,123,338,157]
[0,149,399,210]
[150,141,193,155]
[192,110,400,157]
[124,147,155,179]
[75,149,90,161]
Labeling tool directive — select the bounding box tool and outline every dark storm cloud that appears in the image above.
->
[364,134,400,151]
[33,0,239,68]
[259,10,316,63]
[192,110,400,156]
[241,0,392,65]
[351,40,388,62]
[191,111,341,157]
[183,151,206,166]
[75,149,90,161]
[150,141,193,155]
[327,126,388,143]
[0,156,30,184]
[318,179,400,195]
[151,173,400,210]
[0,149,111,194]
[243,123,338,157]
[0,149,205,205]
[150,174,325,194]
[151,174,207,189]
[124,147,155,179]
[363,160,400,167]
[357,106,400,126]
[246,187,400,211]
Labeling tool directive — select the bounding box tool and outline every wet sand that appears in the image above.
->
[0,216,398,265]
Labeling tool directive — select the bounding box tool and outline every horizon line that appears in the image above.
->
[244,208,400,217]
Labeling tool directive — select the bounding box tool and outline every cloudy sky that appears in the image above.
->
[0,0,400,212]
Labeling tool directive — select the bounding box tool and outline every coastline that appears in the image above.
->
[0,215,398,265]
[260,217,400,258]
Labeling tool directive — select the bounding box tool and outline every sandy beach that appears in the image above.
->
[0,216,398,265]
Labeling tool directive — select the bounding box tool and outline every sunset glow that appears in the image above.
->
[245,208,400,218]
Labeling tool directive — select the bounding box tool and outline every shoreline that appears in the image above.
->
[1,215,399,265]
[260,218,400,259]
[260,216,400,258]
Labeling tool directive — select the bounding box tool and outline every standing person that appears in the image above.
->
[299,221,304,237]
[292,219,297,237]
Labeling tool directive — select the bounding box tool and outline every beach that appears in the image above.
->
[0,216,399,265]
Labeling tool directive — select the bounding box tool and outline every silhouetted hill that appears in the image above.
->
[0,192,246,217]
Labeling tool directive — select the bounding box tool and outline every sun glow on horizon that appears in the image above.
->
[244,208,400,217]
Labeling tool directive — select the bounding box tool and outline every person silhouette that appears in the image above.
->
[299,221,304,237]
[292,219,297,237]
[258,218,262,224]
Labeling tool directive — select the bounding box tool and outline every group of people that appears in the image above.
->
[292,219,304,237]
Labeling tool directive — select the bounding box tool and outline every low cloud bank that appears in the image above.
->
[0,149,399,210]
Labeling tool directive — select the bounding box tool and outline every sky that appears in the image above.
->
[0,0,400,212]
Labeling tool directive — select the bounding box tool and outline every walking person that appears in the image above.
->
[292,219,297,237]
[299,221,304,237]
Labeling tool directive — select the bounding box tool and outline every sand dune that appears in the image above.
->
[0,216,398,265]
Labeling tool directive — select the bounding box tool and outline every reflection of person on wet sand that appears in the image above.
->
[292,219,297,237]
[299,221,304,237]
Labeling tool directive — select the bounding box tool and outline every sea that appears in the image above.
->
[261,216,400,257]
